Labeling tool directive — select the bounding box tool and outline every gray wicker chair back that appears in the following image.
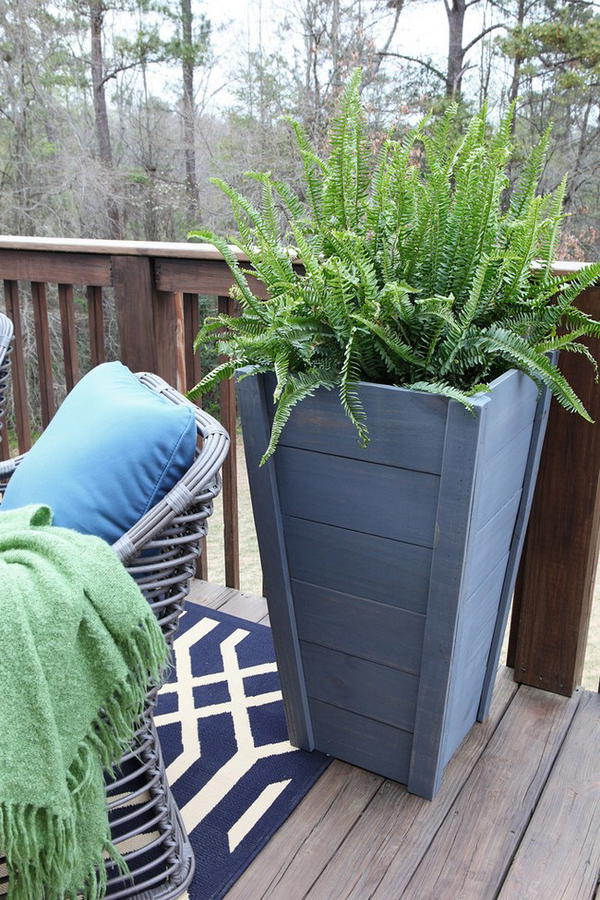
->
[0,350,230,899]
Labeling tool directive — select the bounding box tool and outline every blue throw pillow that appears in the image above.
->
[2,362,197,544]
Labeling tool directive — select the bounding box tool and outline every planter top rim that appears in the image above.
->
[236,365,532,407]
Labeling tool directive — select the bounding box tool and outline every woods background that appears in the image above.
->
[1,0,598,259]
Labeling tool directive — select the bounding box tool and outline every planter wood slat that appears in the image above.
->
[441,554,510,765]
[407,397,487,799]
[284,517,431,614]
[470,425,535,527]
[478,372,554,719]
[475,366,540,451]
[310,700,413,781]
[277,446,440,547]
[461,491,523,598]
[237,373,314,749]
[302,642,419,731]
[274,376,448,473]
[237,368,552,798]
[293,580,425,673]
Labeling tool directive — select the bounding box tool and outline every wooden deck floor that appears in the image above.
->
[188,580,600,900]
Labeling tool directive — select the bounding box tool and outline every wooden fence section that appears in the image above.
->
[0,236,598,695]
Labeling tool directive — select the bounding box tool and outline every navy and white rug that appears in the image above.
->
[154,602,330,899]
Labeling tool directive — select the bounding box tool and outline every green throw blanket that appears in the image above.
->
[0,505,169,899]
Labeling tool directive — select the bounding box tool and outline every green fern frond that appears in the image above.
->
[407,380,480,408]
[340,328,369,446]
[188,360,238,400]
[190,71,600,461]
[483,326,592,420]
[262,370,338,464]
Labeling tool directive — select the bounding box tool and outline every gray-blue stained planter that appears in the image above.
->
[236,367,551,799]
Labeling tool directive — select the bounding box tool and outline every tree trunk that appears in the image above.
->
[89,0,121,239]
[565,93,593,212]
[181,0,198,224]
[503,0,529,208]
[446,0,467,98]
[508,0,526,108]
[12,0,31,233]
[330,0,341,87]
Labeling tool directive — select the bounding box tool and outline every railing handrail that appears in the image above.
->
[0,235,590,276]
[0,235,248,261]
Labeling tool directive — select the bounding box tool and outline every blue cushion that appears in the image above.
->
[2,362,197,544]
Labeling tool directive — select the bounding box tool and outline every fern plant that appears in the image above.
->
[189,69,600,463]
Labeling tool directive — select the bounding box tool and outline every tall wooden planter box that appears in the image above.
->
[237,368,552,799]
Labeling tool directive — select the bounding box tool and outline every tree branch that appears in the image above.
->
[378,51,446,82]
[379,3,404,59]
[463,22,507,56]
[100,59,146,87]
[369,2,404,81]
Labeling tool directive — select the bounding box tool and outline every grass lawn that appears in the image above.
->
[206,433,599,691]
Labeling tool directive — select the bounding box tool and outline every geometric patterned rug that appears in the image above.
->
[155,603,331,899]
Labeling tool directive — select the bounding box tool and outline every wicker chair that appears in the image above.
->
[0,313,230,898]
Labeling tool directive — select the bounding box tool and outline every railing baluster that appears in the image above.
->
[58,284,80,391]
[3,280,31,453]
[218,294,240,590]
[87,285,105,366]
[31,282,55,428]
[183,292,208,580]
[0,385,9,458]
[183,292,200,392]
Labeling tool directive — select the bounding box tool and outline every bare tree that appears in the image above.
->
[181,0,198,222]
[88,0,121,237]
[381,0,507,99]
[290,0,405,145]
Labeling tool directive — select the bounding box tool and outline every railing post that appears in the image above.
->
[87,286,105,366]
[112,255,158,374]
[58,284,81,391]
[508,283,600,695]
[183,292,208,581]
[112,255,185,391]
[153,289,186,392]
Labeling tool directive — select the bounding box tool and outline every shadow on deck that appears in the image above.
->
[188,580,600,900]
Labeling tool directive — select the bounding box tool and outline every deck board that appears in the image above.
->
[186,581,600,900]
[498,691,600,900]
[399,686,580,899]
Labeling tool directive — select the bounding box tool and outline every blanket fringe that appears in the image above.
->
[0,611,168,899]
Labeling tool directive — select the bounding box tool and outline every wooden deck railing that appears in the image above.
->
[0,236,251,588]
[0,235,598,696]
